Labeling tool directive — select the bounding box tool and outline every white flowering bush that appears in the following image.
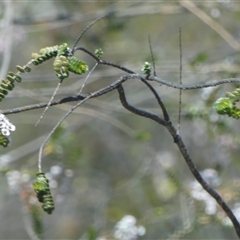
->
[0,113,15,147]
[114,215,145,240]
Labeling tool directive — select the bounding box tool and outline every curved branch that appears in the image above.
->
[117,84,240,238]
[73,47,135,74]
[136,76,169,121]
[117,84,167,126]
[165,125,240,238]
[73,47,240,91]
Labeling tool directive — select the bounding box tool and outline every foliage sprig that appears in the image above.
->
[214,88,240,119]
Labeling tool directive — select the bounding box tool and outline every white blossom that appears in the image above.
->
[189,168,221,215]
[114,215,146,240]
[0,113,15,136]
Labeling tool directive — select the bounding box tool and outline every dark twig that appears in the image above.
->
[73,47,101,62]
[3,75,240,116]
[2,75,135,115]
[117,83,240,239]
[166,125,240,238]
[2,95,85,115]
[137,76,169,121]
[117,84,167,126]
[74,47,135,74]
[74,47,240,90]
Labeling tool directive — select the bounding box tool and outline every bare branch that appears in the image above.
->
[117,83,240,238]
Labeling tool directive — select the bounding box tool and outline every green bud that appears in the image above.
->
[16,65,25,73]
[142,62,151,75]
[213,97,232,115]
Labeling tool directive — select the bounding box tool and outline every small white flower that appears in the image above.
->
[114,215,146,240]
[189,176,218,215]
[137,226,146,236]
[50,165,62,176]
[6,170,21,193]
[0,113,16,135]
[0,122,6,128]
[6,123,16,131]
[0,114,5,121]
[1,128,10,136]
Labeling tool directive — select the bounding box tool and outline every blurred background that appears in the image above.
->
[1,1,240,239]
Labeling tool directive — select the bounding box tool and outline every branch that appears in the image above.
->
[117,84,167,126]
[2,74,137,115]
[75,47,240,90]
[3,74,240,116]
[117,83,240,238]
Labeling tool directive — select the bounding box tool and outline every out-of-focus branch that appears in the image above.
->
[179,0,240,51]
[0,1,14,79]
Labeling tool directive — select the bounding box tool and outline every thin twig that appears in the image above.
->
[0,1,14,79]
[3,75,240,115]
[177,27,182,134]
[71,14,109,54]
[37,74,135,172]
[148,35,156,76]
[38,94,92,172]
[149,76,240,90]
[78,63,98,95]
[74,47,135,74]
[35,81,62,126]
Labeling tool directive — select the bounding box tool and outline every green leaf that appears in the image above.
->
[135,131,151,141]
[190,52,208,67]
